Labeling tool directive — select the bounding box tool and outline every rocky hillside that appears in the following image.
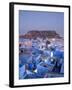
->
[19,30,61,39]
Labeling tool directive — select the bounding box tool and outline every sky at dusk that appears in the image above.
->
[19,10,64,37]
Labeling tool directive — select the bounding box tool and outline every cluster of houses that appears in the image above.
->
[19,37,64,54]
[19,37,64,79]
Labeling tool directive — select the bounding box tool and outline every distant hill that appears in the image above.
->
[19,30,61,39]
